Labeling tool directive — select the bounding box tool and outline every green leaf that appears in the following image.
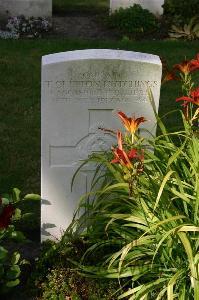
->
[6,279,20,287]
[11,231,26,242]
[101,183,129,194]
[178,225,199,232]
[21,212,35,220]
[11,252,20,265]
[118,236,155,272]
[13,208,21,220]
[24,193,41,201]
[177,232,197,284]
[167,139,187,169]
[154,170,175,211]
[6,265,21,280]
[132,278,167,299]
[170,188,192,204]
[12,188,21,203]
[167,269,184,300]
[0,246,8,260]
[1,197,10,205]
[20,259,30,265]
[118,284,144,299]
[156,287,167,300]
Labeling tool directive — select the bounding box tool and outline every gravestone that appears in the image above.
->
[41,49,162,240]
[110,0,164,16]
[0,0,52,20]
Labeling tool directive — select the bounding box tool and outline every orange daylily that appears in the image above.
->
[117,111,147,135]
[111,147,134,169]
[111,131,144,169]
[176,87,199,106]
[174,56,199,75]
[116,130,123,150]
[162,70,179,84]
[189,53,199,72]
[174,60,193,74]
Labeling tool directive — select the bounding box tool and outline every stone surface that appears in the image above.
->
[0,0,52,19]
[110,0,164,15]
[41,49,162,240]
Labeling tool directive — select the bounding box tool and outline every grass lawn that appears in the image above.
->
[0,39,198,195]
[53,0,109,14]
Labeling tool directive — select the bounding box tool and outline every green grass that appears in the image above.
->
[53,0,109,14]
[0,39,198,195]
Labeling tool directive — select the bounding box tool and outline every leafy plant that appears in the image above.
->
[29,238,119,299]
[169,16,199,40]
[163,0,199,26]
[108,4,158,38]
[0,188,40,294]
[0,228,23,293]
[38,266,119,300]
[69,54,199,299]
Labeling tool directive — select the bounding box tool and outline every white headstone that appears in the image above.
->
[0,0,52,19]
[110,0,164,16]
[41,49,162,240]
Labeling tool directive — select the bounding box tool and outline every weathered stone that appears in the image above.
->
[0,0,52,20]
[41,49,162,240]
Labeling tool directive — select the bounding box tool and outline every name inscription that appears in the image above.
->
[43,78,158,104]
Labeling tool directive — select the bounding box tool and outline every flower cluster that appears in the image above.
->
[110,112,146,192]
[111,131,144,169]
[0,29,19,39]
[5,15,52,38]
[0,197,15,229]
[163,53,199,123]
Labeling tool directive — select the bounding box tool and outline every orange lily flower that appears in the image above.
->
[111,147,133,169]
[176,87,199,106]
[174,56,199,75]
[111,147,143,169]
[117,111,147,135]
[116,130,123,150]
[190,53,199,72]
[174,60,193,74]
[162,70,179,84]
[111,131,144,169]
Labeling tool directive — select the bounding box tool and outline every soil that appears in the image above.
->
[51,12,121,40]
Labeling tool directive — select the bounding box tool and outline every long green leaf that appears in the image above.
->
[154,170,175,211]
[167,269,184,300]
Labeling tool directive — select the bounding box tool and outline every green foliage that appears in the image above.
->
[69,56,199,299]
[72,119,199,298]
[30,239,119,299]
[169,16,199,40]
[0,188,40,294]
[108,4,158,38]
[39,267,118,300]
[0,227,22,293]
[163,0,199,26]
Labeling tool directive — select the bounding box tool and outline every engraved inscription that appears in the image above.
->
[43,73,158,104]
